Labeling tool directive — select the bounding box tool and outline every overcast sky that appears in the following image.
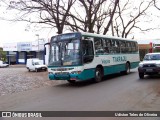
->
[0,0,160,47]
[0,1,55,47]
[0,20,54,47]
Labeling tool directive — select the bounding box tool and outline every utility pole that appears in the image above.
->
[35,34,39,51]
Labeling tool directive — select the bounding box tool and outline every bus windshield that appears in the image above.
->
[49,39,81,66]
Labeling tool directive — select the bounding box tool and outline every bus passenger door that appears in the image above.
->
[82,40,94,63]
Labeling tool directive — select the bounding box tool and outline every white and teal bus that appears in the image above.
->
[47,32,139,83]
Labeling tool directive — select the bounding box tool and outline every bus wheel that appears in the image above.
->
[67,80,76,84]
[124,63,130,75]
[94,68,102,82]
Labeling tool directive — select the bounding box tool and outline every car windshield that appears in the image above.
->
[144,54,160,60]
[49,39,81,66]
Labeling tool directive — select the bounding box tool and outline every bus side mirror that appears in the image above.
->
[44,42,50,55]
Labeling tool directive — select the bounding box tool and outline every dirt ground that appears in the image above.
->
[0,65,65,96]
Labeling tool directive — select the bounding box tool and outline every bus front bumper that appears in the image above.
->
[48,73,80,81]
[48,69,95,81]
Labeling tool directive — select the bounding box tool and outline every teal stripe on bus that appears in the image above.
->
[48,61,139,81]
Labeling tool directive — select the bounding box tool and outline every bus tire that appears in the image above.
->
[94,67,103,82]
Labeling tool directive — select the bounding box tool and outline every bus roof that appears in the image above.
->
[80,32,137,42]
[51,32,137,43]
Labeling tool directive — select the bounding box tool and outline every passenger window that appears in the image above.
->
[104,39,112,54]
[135,42,138,52]
[126,41,132,53]
[131,42,138,52]
[115,40,120,53]
[111,40,120,53]
[102,39,109,54]
[120,41,126,53]
[94,38,105,55]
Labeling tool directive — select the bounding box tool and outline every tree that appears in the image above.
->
[1,0,155,38]
[66,0,119,34]
[103,0,119,35]
[112,0,154,38]
[65,0,108,33]
[153,0,160,10]
[5,0,76,34]
[66,0,154,38]
[0,48,7,61]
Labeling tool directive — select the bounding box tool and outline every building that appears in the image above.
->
[137,39,160,60]
[3,40,49,65]
[3,38,160,64]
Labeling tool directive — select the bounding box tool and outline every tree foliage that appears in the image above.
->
[0,48,7,61]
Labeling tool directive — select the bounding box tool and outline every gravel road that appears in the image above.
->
[0,65,65,96]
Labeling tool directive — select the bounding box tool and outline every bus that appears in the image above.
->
[47,32,139,83]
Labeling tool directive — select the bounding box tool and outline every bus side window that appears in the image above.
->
[105,39,112,54]
[115,40,120,53]
[111,39,120,54]
[135,42,138,52]
[120,41,126,53]
[131,42,138,52]
[94,38,105,55]
[128,42,132,53]
[126,41,130,53]
[82,40,94,63]
[131,42,136,52]
[102,39,109,54]
[110,40,115,53]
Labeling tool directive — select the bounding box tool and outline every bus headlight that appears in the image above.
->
[71,71,82,74]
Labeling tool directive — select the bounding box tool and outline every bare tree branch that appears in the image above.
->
[103,0,119,35]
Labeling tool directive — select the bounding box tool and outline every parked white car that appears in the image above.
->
[0,60,9,68]
[26,58,47,72]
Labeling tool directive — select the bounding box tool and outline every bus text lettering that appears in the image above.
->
[113,56,127,62]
